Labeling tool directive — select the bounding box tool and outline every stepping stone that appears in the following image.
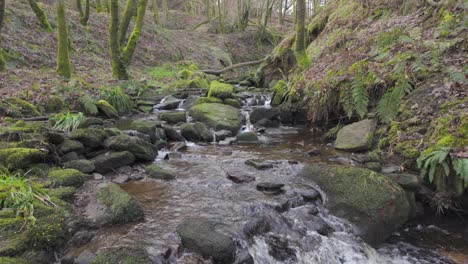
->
[245,159,274,170]
[256,182,284,194]
[226,171,255,183]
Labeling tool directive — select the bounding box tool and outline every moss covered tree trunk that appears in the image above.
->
[123,0,148,66]
[27,0,53,32]
[0,0,5,71]
[162,0,168,25]
[119,0,136,45]
[109,0,129,80]
[56,0,72,78]
[152,0,159,25]
[77,0,90,26]
[96,0,103,13]
[294,0,309,69]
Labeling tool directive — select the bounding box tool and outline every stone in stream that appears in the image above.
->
[215,130,232,142]
[96,100,119,119]
[92,151,136,174]
[304,148,321,157]
[334,119,376,151]
[189,103,242,134]
[245,159,274,170]
[250,107,280,124]
[64,159,95,174]
[256,182,285,194]
[180,123,201,141]
[237,132,259,143]
[145,164,175,180]
[112,174,130,184]
[163,125,185,142]
[163,152,182,160]
[160,111,187,124]
[226,171,255,183]
[298,164,410,245]
[171,142,187,152]
[297,188,321,201]
[154,96,182,110]
[104,134,158,161]
[96,183,144,225]
[176,218,236,264]
[70,128,107,148]
[58,139,84,154]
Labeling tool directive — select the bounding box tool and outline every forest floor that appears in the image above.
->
[0,0,277,99]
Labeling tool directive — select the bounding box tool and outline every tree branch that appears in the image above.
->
[201,58,267,76]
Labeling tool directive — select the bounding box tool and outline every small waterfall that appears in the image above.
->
[177,99,186,110]
[241,109,253,132]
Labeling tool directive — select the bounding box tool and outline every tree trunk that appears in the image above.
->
[217,0,223,33]
[0,0,5,71]
[96,0,103,12]
[294,0,309,68]
[162,0,168,24]
[123,0,148,66]
[152,0,160,25]
[119,0,136,45]
[56,0,72,78]
[109,0,128,80]
[202,58,266,75]
[77,0,90,25]
[27,0,53,32]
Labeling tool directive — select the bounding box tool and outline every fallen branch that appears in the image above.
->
[202,58,267,76]
[22,116,49,121]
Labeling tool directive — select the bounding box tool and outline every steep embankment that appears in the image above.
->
[0,0,271,97]
[259,0,467,206]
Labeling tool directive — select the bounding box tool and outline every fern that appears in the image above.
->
[51,112,85,132]
[351,75,369,119]
[376,77,412,123]
[453,158,468,189]
[340,87,354,119]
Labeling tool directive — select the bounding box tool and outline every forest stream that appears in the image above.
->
[64,93,468,264]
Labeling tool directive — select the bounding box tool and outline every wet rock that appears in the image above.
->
[45,131,65,145]
[92,151,136,174]
[112,174,130,184]
[226,171,255,183]
[163,152,182,160]
[48,169,85,188]
[96,183,144,225]
[365,161,382,172]
[219,137,237,146]
[0,148,45,169]
[288,160,299,164]
[334,119,376,151]
[146,164,175,180]
[224,98,241,108]
[181,123,201,141]
[93,173,104,180]
[105,134,158,161]
[245,159,273,170]
[74,250,96,264]
[154,140,169,150]
[163,125,185,142]
[382,164,401,174]
[171,142,187,152]
[177,218,235,264]
[92,247,152,264]
[129,120,159,142]
[266,235,297,262]
[181,95,199,109]
[58,139,84,154]
[96,100,119,118]
[298,164,410,245]
[250,107,280,124]
[160,111,186,124]
[243,215,273,239]
[64,159,95,174]
[304,148,321,157]
[208,81,234,99]
[256,182,285,194]
[70,128,107,148]
[255,118,279,128]
[189,103,242,134]
[296,188,321,201]
[69,230,95,247]
[155,96,182,110]
[214,130,232,142]
[79,117,104,128]
[123,130,151,143]
[237,132,259,143]
[194,122,214,142]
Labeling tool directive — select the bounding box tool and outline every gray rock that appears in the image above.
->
[215,130,232,142]
[92,151,136,174]
[245,159,274,170]
[163,125,185,141]
[105,134,158,161]
[176,218,235,264]
[226,171,255,183]
[171,142,187,152]
[154,96,182,110]
[237,132,259,143]
[64,159,95,174]
[250,108,280,124]
[334,119,376,151]
[256,182,285,194]
[146,164,175,180]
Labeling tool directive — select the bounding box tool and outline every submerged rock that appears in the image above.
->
[334,119,376,151]
[189,103,242,134]
[237,132,259,143]
[256,182,285,194]
[177,218,235,264]
[145,164,175,180]
[226,171,255,183]
[245,159,274,170]
[298,164,410,245]
[96,183,144,225]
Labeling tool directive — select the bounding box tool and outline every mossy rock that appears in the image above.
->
[2,98,41,117]
[145,164,175,180]
[160,111,186,124]
[178,69,193,80]
[0,257,30,264]
[129,120,160,142]
[0,148,45,169]
[70,128,107,148]
[64,159,95,174]
[334,119,376,151]
[271,80,288,106]
[224,98,241,108]
[97,183,144,225]
[49,186,77,201]
[104,135,158,161]
[96,100,119,119]
[180,123,201,142]
[92,247,152,264]
[194,122,213,142]
[298,164,410,245]
[189,76,209,88]
[48,169,85,188]
[58,139,84,154]
[43,96,64,113]
[207,81,233,100]
[92,151,136,174]
[237,132,259,143]
[79,117,105,128]
[195,97,223,105]
[189,103,242,134]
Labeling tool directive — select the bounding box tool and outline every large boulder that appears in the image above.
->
[250,107,280,124]
[208,81,233,99]
[160,111,186,124]
[176,218,235,264]
[58,139,84,154]
[154,96,182,110]
[64,159,96,174]
[298,164,410,245]
[96,100,119,119]
[105,134,158,161]
[0,148,45,169]
[70,128,107,148]
[92,151,136,174]
[48,169,85,188]
[334,119,376,151]
[96,183,144,225]
[145,164,175,180]
[189,103,242,134]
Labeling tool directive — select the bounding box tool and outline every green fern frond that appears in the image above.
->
[51,112,85,132]
[351,75,369,119]
[340,87,354,119]
[80,95,98,116]
[99,86,133,114]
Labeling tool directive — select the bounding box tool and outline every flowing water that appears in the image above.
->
[67,93,468,264]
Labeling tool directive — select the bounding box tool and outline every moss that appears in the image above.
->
[196,96,223,105]
[223,98,241,108]
[44,95,64,113]
[97,183,144,225]
[159,111,186,124]
[96,100,119,118]
[271,80,288,106]
[4,98,40,117]
[189,103,241,134]
[27,0,53,32]
[70,128,107,147]
[92,247,152,264]
[189,76,209,88]
[48,169,85,188]
[0,257,30,264]
[422,114,467,156]
[56,0,72,79]
[207,81,233,100]
[145,164,175,180]
[178,69,193,80]
[23,210,67,251]
[49,186,76,201]
[395,141,419,159]
[0,148,45,170]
